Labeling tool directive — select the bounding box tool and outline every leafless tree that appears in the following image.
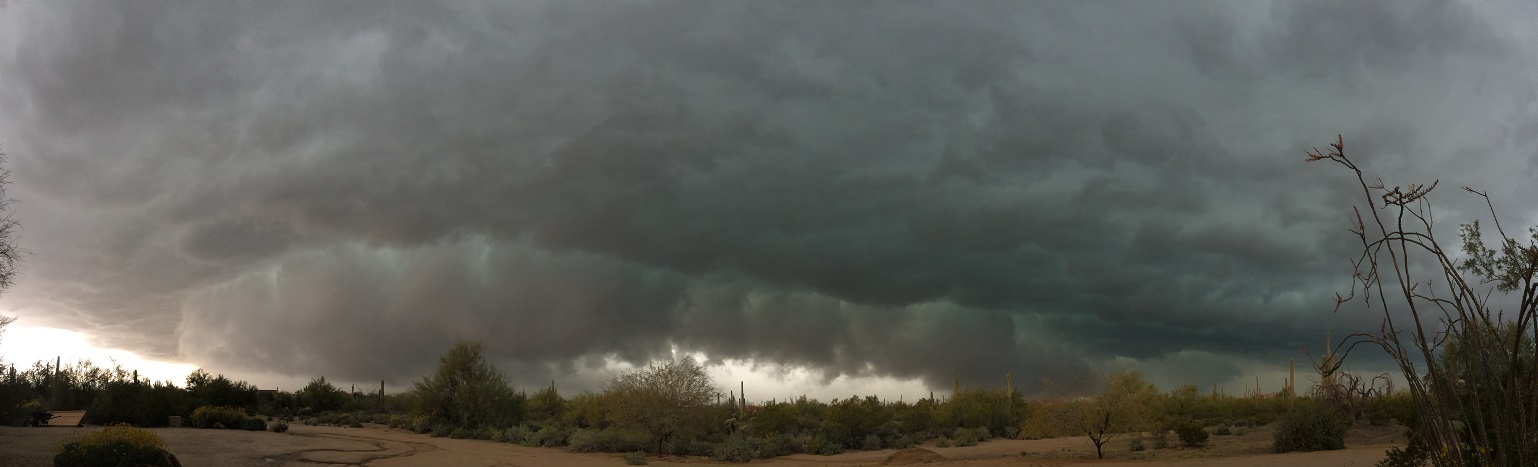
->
[1308,135,1538,466]
[0,148,21,366]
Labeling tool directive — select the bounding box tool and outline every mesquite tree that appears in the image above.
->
[1308,135,1538,466]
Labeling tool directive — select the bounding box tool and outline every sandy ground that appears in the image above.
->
[0,422,1405,466]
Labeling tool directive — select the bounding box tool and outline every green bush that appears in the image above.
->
[1154,438,1170,449]
[408,416,432,434]
[430,424,453,438]
[497,425,532,444]
[1273,401,1349,453]
[567,429,606,453]
[270,421,289,433]
[241,417,267,431]
[955,427,981,447]
[760,433,799,457]
[190,405,248,429]
[55,425,173,467]
[624,451,648,465]
[1130,438,1145,451]
[1214,424,1232,436]
[1365,392,1416,427]
[529,425,570,447]
[1173,419,1209,447]
[709,436,758,462]
[1377,430,1430,467]
[807,434,845,455]
[860,434,883,451]
[934,437,952,448]
[449,427,487,439]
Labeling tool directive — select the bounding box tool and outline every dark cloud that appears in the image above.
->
[0,0,1534,394]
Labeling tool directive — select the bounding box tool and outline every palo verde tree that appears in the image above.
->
[1308,135,1538,466]
[297,377,347,413]
[602,357,721,455]
[1038,370,1158,459]
[411,341,524,430]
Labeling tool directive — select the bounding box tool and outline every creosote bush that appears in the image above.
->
[1172,419,1208,447]
[1272,400,1348,453]
[190,405,248,429]
[241,417,267,431]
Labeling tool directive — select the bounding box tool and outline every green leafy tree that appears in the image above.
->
[185,369,257,411]
[411,341,524,429]
[297,377,347,413]
[602,358,721,455]
[527,382,566,425]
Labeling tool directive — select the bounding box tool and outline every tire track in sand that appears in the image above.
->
[267,431,437,466]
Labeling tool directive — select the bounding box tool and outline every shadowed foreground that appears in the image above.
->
[0,422,1404,467]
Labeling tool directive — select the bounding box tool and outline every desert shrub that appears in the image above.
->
[408,415,432,434]
[1130,438,1145,451]
[886,434,915,449]
[760,433,799,457]
[1002,425,1020,439]
[449,427,492,440]
[606,429,654,453]
[497,426,531,444]
[55,425,171,467]
[567,429,606,452]
[1365,391,1415,427]
[1377,430,1431,467]
[1154,438,1170,449]
[412,342,526,430]
[314,412,339,426]
[190,405,248,429]
[297,377,348,413]
[1171,419,1208,447]
[530,425,571,447]
[430,424,452,438]
[934,437,952,448]
[1214,425,1232,436]
[270,421,289,433]
[86,380,186,428]
[954,427,981,447]
[860,434,883,451]
[623,451,648,465]
[709,436,758,462]
[806,434,845,455]
[1273,401,1348,453]
[241,417,267,431]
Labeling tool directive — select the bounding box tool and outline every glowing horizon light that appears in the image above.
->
[0,323,197,385]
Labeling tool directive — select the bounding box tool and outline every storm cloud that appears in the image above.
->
[2,0,1536,393]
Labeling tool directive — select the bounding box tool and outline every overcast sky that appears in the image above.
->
[1,1,1536,398]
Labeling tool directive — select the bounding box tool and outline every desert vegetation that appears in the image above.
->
[0,339,1420,463]
[1309,136,1538,466]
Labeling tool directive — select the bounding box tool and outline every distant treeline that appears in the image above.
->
[0,342,1416,462]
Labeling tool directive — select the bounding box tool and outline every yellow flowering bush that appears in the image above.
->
[55,424,173,467]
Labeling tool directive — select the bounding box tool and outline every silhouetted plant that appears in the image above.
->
[1308,135,1538,465]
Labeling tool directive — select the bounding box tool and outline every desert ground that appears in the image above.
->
[0,422,1404,467]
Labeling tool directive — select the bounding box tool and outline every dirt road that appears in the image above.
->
[0,422,1404,466]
